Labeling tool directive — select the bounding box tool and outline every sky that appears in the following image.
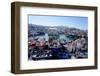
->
[28,15,88,30]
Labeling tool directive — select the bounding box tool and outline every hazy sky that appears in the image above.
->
[28,15,88,30]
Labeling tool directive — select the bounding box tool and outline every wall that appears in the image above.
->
[0,0,100,76]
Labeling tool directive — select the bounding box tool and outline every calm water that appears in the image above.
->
[35,33,72,42]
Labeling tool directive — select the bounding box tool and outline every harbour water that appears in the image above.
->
[35,33,72,42]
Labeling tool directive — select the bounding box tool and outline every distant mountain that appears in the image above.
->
[28,24,87,37]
